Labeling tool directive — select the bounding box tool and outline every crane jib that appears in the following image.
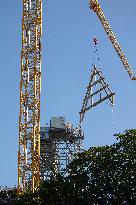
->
[89,0,136,80]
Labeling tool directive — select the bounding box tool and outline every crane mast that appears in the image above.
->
[89,0,136,80]
[18,0,42,194]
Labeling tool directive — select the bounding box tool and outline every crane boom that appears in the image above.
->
[89,0,136,80]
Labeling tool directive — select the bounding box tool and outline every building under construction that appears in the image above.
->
[17,0,136,194]
[40,117,84,180]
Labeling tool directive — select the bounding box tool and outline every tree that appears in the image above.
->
[68,129,136,204]
[14,129,136,205]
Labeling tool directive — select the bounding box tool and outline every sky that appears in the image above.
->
[0,0,136,187]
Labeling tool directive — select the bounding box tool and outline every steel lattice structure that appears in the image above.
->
[40,125,84,180]
[89,0,136,80]
[18,0,42,194]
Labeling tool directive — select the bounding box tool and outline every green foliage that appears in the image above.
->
[0,187,17,204]
[13,129,136,205]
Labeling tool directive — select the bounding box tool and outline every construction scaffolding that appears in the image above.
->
[40,117,84,180]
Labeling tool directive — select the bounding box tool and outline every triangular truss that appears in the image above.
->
[79,65,115,124]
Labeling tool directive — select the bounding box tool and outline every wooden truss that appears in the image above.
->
[80,65,115,124]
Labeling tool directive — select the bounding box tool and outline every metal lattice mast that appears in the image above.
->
[18,0,42,194]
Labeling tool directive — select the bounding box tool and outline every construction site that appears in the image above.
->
[0,0,136,204]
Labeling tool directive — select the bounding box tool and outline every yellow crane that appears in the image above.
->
[18,0,42,194]
[89,0,136,80]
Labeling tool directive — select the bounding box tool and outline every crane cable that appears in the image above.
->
[89,0,136,81]
[93,37,116,134]
[92,37,100,67]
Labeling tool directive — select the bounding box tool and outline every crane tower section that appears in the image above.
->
[89,0,136,80]
[18,0,42,194]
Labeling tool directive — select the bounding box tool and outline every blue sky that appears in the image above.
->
[0,0,136,186]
